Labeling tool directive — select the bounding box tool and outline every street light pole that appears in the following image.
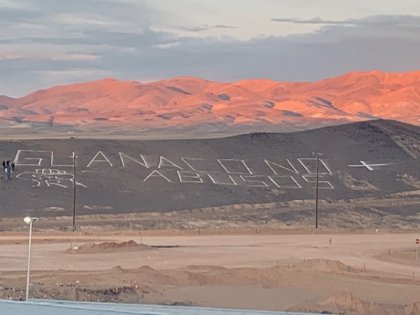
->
[24,216,38,301]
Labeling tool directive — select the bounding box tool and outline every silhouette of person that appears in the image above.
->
[5,160,11,179]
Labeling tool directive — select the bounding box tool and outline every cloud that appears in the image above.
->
[51,53,99,61]
[54,15,420,80]
[156,42,180,49]
[0,6,42,24]
[29,69,107,78]
[213,25,237,29]
[1,12,420,97]
[271,17,353,25]
[272,14,420,32]
[52,13,125,26]
[0,52,24,60]
[0,51,98,61]
[174,24,237,32]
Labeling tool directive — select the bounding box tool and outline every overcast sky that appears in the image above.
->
[1,0,420,96]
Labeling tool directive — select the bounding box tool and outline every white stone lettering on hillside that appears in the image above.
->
[143,170,172,183]
[265,159,299,175]
[177,171,204,183]
[268,176,302,189]
[207,173,238,186]
[50,151,74,167]
[347,161,394,171]
[14,150,50,166]
[158,156,184,170]
[239,175,269,187]
[16,169,87,189]
[301,174,334,189]
[86,151,113,168]
[119,152,150,168]
[181,157,224,172]
[217,159,253,175]
[180,157,207,172]
[11,149,341,190]
[298,158,332,175]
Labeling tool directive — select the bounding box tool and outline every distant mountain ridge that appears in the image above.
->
[0,70,419,130]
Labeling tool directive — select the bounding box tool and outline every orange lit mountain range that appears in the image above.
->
[0,70,419,131]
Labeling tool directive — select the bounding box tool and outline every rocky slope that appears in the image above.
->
[0,71,419,131]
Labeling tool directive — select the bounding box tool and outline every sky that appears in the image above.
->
[1,0,420,96]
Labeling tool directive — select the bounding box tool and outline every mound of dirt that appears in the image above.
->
[405,301,420,315]
[288,292,403,315]
[376,247,420,267]
[67,240,151,254]
[293,259,359,273]
[321,292,399,314]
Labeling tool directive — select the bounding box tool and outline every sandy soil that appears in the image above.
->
[1,231,420,314]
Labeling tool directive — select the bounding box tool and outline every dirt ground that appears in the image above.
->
[1,230,420,314]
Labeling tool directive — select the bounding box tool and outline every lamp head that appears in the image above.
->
[24,217,39,224]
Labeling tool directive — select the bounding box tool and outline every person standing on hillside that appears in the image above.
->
[3,160,13,180]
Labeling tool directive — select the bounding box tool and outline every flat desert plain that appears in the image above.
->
[0,230,420,314]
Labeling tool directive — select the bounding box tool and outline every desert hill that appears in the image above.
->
[0,71,419,135]
[0,120,419,223]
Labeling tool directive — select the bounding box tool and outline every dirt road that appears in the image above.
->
[1,231,420,313]
[1,232,419,275]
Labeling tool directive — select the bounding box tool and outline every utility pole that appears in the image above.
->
[72,152,77,232]
[313,152,322,230]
